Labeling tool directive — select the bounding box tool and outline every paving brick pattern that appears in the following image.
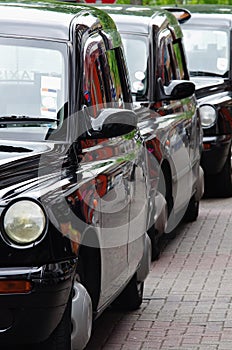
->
[85,197,232,350]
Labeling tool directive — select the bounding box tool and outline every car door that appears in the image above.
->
[154,27,196,216]
[127,129,148,278]
[171,35,200,174]
[75,32,136,308]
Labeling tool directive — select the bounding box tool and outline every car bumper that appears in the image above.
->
[201,135,231,176]
[0,259,76,345]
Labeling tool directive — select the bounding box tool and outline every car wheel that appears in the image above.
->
[113,273,144,311]
[148,192,167,261]
[148,226,161,261]
[183,194,199,222]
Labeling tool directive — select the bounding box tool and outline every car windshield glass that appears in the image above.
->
[0,37,68,141]
[182,28,229,77]
[121,34,148,96]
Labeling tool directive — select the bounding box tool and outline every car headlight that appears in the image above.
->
[199,104,217,128]
[3,200,46,245]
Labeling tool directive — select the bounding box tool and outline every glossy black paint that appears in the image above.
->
[0,1,150,347]
[181,5,232,197]
[96,4,203,233]
[0,260,76,344]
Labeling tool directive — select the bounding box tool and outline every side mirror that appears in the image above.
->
[79,108,138,139]
[157,78,195,101]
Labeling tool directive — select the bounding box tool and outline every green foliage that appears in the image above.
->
[117,0,131,3]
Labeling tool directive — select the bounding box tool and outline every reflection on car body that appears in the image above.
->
[96,4,204,259]
[181,5,232,197]
[0,2,152,349]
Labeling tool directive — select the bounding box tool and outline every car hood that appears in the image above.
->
[190,76,225,90]
[0,139,70,202]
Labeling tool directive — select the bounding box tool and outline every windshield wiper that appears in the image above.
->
[190,71,228,78]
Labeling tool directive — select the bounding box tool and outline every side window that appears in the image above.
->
[82,34,107,117]
[172,39,188,80]
[158,32,188,85]
[114,47,133,104]
[106,49,123,106]
[159,34,175,85]
[82,34,129,118]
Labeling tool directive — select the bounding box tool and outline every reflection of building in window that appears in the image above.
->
[160,40,173,85]
[0,41,66,118]
[173,40,185,80]
[83,39,106,117]
[182,29,229,75]
[83,37,126,118]
[107,50,123,106]
[159,37,187,85]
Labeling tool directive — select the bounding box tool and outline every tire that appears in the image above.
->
[183,194,199,222]
[158,164,175,235]
[77,246,100,311]
[204,149,232,198]
[148,226,161,261]
[113,273,144,311]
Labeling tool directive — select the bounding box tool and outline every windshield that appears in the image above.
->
[182,28,229,77]
[0,37,68,141]
[121,34,148,97]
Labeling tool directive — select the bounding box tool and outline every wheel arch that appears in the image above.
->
[77,228,101,311]
[158,159,174,217]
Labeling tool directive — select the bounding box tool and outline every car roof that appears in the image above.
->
[0,0,117,41]
[181,5,232,28]
[95,4,181,35]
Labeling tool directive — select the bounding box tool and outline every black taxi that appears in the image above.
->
[94,4,204,257]
[181,5,232,197]
[0,1,153,349]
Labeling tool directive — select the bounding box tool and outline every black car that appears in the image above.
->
[181,5,232,197]
[94,4,204,257]
[0,1,154,349]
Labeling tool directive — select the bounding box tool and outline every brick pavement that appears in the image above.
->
[85,197,232,350]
